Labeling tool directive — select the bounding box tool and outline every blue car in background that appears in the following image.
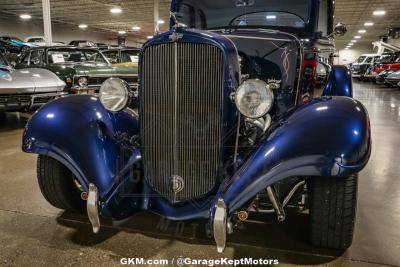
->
[0,36,37,53]
[22,0,371,253]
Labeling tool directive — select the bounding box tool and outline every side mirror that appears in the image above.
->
[334,23,347,37]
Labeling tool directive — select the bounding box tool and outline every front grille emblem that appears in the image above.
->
[169,175,184,193]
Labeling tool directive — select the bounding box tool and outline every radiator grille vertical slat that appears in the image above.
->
[141,42,224,202]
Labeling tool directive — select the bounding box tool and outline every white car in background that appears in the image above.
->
[25,36,64,47]
[0,52,65,112]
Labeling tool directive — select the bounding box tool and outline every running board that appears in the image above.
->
[87,183,100,233]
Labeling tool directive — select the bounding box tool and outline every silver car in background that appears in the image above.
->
[0,52,66,112]
[385,70,400,87]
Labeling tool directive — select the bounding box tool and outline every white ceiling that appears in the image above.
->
[0,0,399,49]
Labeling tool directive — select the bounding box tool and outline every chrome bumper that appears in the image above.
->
[0,91,67,111]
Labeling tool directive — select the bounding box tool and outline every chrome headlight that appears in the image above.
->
[78,76,88,87]
[235,79,274,118]
[99,78,130,112]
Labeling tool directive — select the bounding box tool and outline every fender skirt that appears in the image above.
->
[22,95,140,201]
[211,96,371,218]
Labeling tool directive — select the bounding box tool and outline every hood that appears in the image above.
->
[387,71,400,79]
[0,67,65,94]
[10,39,37,48]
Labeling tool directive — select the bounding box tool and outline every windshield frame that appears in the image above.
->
[171,0,326,38]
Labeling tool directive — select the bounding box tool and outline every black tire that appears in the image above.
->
[309,174,358,250]
[37,155,85,212]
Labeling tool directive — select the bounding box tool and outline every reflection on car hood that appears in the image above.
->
[387,71,400,80]
[0,68,65,94]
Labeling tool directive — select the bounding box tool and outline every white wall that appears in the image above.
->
[335,42,374,65]
[0,17,143,47]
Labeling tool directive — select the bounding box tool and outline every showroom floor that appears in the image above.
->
[0,81,399,267]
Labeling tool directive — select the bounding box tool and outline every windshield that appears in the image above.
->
[121,50,139,63]
[47,49,108,64]
[175,0,312,29]
[28,38,45,43]
[356,56,366,63]
[0,54,8,66]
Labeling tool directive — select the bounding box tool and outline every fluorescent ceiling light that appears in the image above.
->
[351,40,357,43]
[373,10,386,16]
[345,48,349,50]
[354,36,362,39]
[132,26,141,31]
[78,24,88,29]
[358,29,366,33]
[118,31,126,35]
[20,14,31,20]
[110,7,122,14]
[266,15,277,20]
[147,36,153,39]
[348,43,354,46]
[157,20,165,24]
[364,22,374,26]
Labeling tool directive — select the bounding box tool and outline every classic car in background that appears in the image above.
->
[384,70,400,87]
[350,54,380,80]
[23,0,371,253]
[376,69,396,86]
[0,52,65,112]
[16,46,137,93]
[68,40,96,47]
[364,52,394,81]
[0,36,38,54]
[25,36,65,46]
[102,47,140,68]
[374,51,400,76]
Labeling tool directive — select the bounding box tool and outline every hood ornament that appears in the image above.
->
[170,11,187,29]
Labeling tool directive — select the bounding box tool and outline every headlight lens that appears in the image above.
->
[235,79,274,118]
[99,78,130,112]
[78,76,88,87]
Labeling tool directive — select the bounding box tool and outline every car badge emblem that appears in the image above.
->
[169,175,184,193]
[169,32,183,42]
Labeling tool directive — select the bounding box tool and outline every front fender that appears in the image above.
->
[322,65,353,97]
[22,95,139,197]
[213,96,371,215]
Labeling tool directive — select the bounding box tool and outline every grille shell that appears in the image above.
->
[140,42,225,202]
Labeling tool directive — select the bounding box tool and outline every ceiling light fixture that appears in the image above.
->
[147,36,153,39]
[20,14,32,20]
[157,20,165,24]
[110,7,122,14]
[364,22,374,26]
[345,47,349,50]
[358,29,366,33]
[373,10,386,16]
[132,26,141,31]
[351,40,357,43]
[354,35,362,39]
[118,31,126,35]
[79,24,88,29]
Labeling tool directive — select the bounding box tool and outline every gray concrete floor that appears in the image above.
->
[0,81,399,267]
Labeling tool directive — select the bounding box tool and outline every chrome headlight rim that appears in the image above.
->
[99,77,130,112]
[78,76,88,87]
[234,79,274,119]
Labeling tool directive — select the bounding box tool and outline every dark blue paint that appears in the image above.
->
[23,95,139,197]
[323,65,353,97]
[22,0,370,223]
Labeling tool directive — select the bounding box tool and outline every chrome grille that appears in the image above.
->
[140,42,224,202]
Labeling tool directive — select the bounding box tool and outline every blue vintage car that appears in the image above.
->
[22,0,371,252]
[0,36,38,54]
